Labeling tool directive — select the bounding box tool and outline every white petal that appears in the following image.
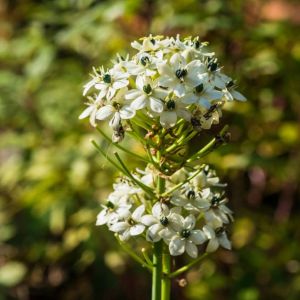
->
[206,238,219,253]
[231,90,246,101]
[146,224,162,242]
[96,105,114,120]
[160,111,177,128]
[130,224,145,236]
[161,228,176,243]
[112,79,128,90]
[173,83,185,97]
[130,94,147,110]
[83,78,97,95]
[96,210,108,226]
[169,237,185,256]
[132,205,145,221]
[119,229,131,241]
[185,242,198,258]
[79,105,94,119]
[203,225,215,239]
[190,230,206,245]
[141,215,157,226]
[152,202,169,218]
[206,89,223,100]
[125,89,142,100]
[149,97,164,113]
[110,222,128,233]
[119,105,135,119]
[219,233,232,250]
[110,113,122,131]
[183,215,196,230]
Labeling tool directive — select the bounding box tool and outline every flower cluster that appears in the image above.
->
[96,165,232,258]
[80,35,246,141]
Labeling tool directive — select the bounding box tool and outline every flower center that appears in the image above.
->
[143,84,152,94]
[160,216,169,226]
[226,80,234,88]
[181,229,191,238]
[128,218,136,226]
[186,189,196,199]
[175,68,187,79]
[194,40,200,49]
[106,201,114,209]
[103,73,112,84]
[140,56,150,66]
[211,195,221,208]
[191,117,201,128]
[194,83,204,93]
[166,99,176,111]
[215,227,225,236]
[208,62,218,72]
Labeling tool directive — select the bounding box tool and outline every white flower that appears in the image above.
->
[125,76,167,113]
[96,88,135,129]
[222,81,246,102]
[96,198,131,226]
[94,67,129,101]
[157,53,203,97]
[162,214,206,258]
[198,105,223,130]
[170,187,210,212]
[131,35,169,53]
[203,193,234,227]
[159,99,191,128]
[109,181,141,202]
[110,205,146,241]
[190,165,227,189]
[181,84,223,108]
[125,53,158,77]
[79,96,103,127]
[141,202,181,243]
[199,60,231,89]
[203,225,231,252]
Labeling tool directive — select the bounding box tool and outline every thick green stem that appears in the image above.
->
[161,244,171,300]
[152,241,163,300]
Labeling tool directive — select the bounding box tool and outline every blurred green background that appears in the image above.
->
[1,0,300,299]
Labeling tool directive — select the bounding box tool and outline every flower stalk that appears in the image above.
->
[80,35,246,300]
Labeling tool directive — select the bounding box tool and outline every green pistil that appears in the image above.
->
[140,56,150,66]
[143,84,152,94]
[211,196,220,208]
[103,73,111,83]
[208,62,218,72]
[226,80,234,88]
[215,227,225,236]
[175,68,187,79]
[160,216,169,226]
[106,201,114,209]
[186,190,195,199]
[181,229,191,238]
[166,100,175,111]
[195,83,204,93]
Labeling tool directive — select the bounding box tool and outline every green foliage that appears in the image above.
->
[0,0,299,299]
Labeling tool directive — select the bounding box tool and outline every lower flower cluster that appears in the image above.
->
[96,165,232,258]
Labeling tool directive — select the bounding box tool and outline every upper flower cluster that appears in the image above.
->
[80,35,246,140]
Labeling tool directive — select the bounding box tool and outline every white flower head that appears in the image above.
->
[110,205,146,241]
[162,214,206,258]
[203,225,231,252]
[95,87,135,129]
[96,198,131,226]
[141,202,181,243]
[125,76,167,113]
[157,53,203,97]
